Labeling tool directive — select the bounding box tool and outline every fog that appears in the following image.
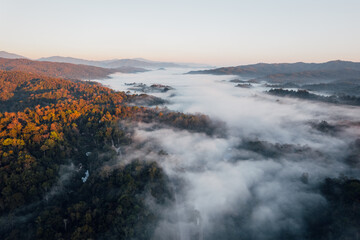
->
[95,68,360,239]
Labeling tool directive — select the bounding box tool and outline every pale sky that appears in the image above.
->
[1,0,359,66]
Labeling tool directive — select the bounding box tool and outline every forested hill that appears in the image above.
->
[0,58,147,80]
[0,70,216,239]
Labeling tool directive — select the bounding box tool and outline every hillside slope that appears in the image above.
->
[0,70,216,239]
[0,58,147,80]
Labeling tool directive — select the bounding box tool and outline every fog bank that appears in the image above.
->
[96,68,360,239]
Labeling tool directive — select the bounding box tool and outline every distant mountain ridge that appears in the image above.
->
[0,50,211,69]
[189,60,360,84]
[0,51,27,59]
[37,56,208,69]
[36,56,106,67]
[189,60,360,76]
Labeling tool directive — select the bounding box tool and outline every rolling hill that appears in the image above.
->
[0,58,146,80]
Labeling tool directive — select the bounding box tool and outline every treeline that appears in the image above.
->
[268,88,360,106]
[0,70,216,239]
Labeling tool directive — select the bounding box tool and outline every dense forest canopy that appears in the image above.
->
[0,70,217,239]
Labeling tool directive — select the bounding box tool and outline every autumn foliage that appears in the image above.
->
[0,70,216,239]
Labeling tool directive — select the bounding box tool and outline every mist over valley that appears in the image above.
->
[1,1,360,238]
[91,67,360,239]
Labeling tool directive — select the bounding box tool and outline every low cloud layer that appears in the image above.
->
[99,69,360,239]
